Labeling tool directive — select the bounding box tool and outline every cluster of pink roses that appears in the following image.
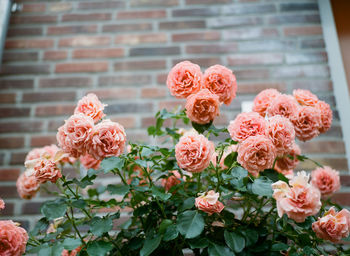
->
[253,88,332,142]
[167,61,237,124]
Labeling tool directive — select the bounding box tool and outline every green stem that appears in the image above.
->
[196,172,202,193]
[66,210,86,245]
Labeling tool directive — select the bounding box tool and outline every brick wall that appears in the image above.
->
[0,0,348,229]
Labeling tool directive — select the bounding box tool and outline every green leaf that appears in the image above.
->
[140,235,162,256]
[101,156,125,174]
[188,237,209,249]
[271,243,289,251]
[87,240,113,256]
[231,167,248,179]
[163,224,179,241]
[63,238,81,251]
[151,186,171,201]
[135,159,148,168]
[191,121,212,134]
[107,184,130,197]
[71,199,86,209]
[223,152,237,169]
[159,219,173,234]
[177,210,204,239]
[89,217,113,236]
[251,176,273,197]
[224,230,245,253]
[41,198,67,220]
[141,147,153,157]
[208,243,235,256]
[51,243,64,256]
[241,228,258,246]
[179,197,195,212]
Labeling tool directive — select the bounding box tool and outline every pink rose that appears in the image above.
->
[185,89,220,124]
[272,171,321,223]
[275,143,301,175]
[237,135,277,177]
[175,131,215,173]
[293,89,319,106]
[311,166,340,197]
[202,64,237,105]
[166,61,203,99]
[291,106,321,142]
[267,94,299,119]
[0,220,28,256]
[80,154,101,170]
[228,112,267,142]
[312,207,350,243]
[253,88,281,117]
[195,190,224,215]
[34,158,62,184]
[162,171,182,191]
[61,246,82,256]
[87,119,126,160]
[219,145,238,169]
[316,100,333,133]
[0,198,4,210]
[25,148,44,162]
[16,172,40,200]
[266,115,295,156]
[74,93,106,123]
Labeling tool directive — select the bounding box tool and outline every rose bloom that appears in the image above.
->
[74,93,106,123]
[219,145,238,170]
[202,64,237,105]
[185,89,220,124]
[275,143,301,176]
[272,171,321,223]
[237,135,277,177]
[267,94,299,119]
[0,220,28,256]
[228,112,267,142]
[80,154,101,170]
[0,198,4,210]
[166,61,203,99]
[61,246,82,256]
[293,89,319,106]
[16,172,40,200]
[252,88,281,117]
[311,166,340,197]
[266,115,295,156]
[162,171,182,191]
[195,190,224,215]
[316,100,333,133]
[34,158,62,184]
[312,207,350,243]
[87,119,126,161]
[25,147,44,162]
[291,106,322,142]
[175,131,215,173]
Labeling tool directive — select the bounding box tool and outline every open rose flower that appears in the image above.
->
[175,131,214,173]
[267,94,299,120]
[253,88,281,117]
[266,115,295,156]
[237,135,276,177]
[167,61,203,99]
[293,89,319,106]
[195,190,224,215]
[16,171,40,200]
[74,93,106,123]
[228,112,267,142]
[275,143,301,177]
[312,207,350,243]
[272,171,321,223]
[34,158,62,184]
[87,119,126,160]
[162,171,182,191]
[80,154,101,170]
[62,246,82,256]
[0,220,28,256]
[185,89,220,124]
[202,64,237,105]
[0,198,4,210]
[311,166,340,197]
[316,100,333,133]
[291,106,321,142]
[25,147,44,162]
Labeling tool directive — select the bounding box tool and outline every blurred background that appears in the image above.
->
[0,0,350,229]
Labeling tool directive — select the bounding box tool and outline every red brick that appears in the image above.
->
[56,62,108,73]
[141,88,167,98]
[10,15,57,24]
[131,0,178,6]
[0,107,30,118]
[0,169,20,181]
[110,117,136,129]
[44,50,67,60]
[39,77,93,88]
[117,10,166,19]
[99,75,151,86]
[186,0,229,4]
[0,65,50,75]
[223,27,279,40]
[172,57,221,67]
[291,80,332,92]
[0,186,18,198]
[159,100,185,111]
[186,43,237,54]
[157,73,167,84]
[49,2,72,12]
[47,25,97,35]
[298,158,348,171]
[73,48,124,59]
[115,33,167,45]
[2,52,38,62]
[227,53,284,66]
[22,202,43,215]
[285,52,327,65]
[235,69,270,80]
[31,135,57,147]
[62,13,112,22]
[103,23,152,32]
[35,104,75,117]
[332,193,350,206]
[0,93,16,104]
[284,26,323,36]
[0,79,33,89]
[7,27,42,37]
[0,121,43,133]
[340,176,350,186]
[22,3,46,12]
[114,60,166,71]
[271,65,329,79]
[88,88,138,100]
[48,120,64,131]
[159,20,205,30]
[59,36,111,47]
[79,1,125,9]
[23,92,76,103]
[1,202,14,216]
[172,31,220,42]
[237,82,286,94]
[300,141,345,154]
[0,137,24,149]
[5,39,53,49]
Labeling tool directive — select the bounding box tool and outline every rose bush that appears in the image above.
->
[1,61,349,256]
